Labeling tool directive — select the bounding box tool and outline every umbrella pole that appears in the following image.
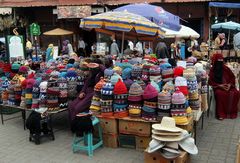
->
[228,29,230,45]
[121,31,125,57]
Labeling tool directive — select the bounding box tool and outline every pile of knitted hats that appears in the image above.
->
[131,64,142,80]
[147,117,198,159]
[31,79,41,110]
[58,77,68,109]
[90,77,105,115]
[157,91,171,119]
[128,82,143,117]
[184,68,200,110]
[142,63,152,83]
[101,81,114,117]
[161,63,174,83]
[25,73,35,109]
[47,71,60,112]
[13,74,25,106]
[149,65,161,82]
[39,78,48,111]
[142,83,158,121]
[113,79,128,118]
[171,90,188,125]
[1,77,10,105]
[66,70,78,100]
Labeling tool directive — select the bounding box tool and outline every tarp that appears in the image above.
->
[209,2,240,9]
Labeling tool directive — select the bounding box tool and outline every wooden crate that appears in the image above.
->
[119,134,136,149]
[144,150,189,163]
[103,133,118,148]
[119,117,153,136]
[136,136,151,151]
[98,116,118,134]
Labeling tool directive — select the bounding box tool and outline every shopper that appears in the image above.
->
[209,53,240,120]
[45,44,54,62]
[135,41,143,55]
[155,41,169,59]
[67,40,74,56]
[78,37,86,57]
[110,39,120,58]
[26,38,33,59]
[62,40,69,55]
[214,33,226,50]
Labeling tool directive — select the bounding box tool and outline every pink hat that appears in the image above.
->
[171,91,186,104]
[143,83,158,100]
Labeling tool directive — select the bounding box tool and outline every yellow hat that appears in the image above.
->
[129,108,141,115]
[172,116,188,125]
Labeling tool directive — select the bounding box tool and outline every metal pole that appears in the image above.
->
[121,31,125,56]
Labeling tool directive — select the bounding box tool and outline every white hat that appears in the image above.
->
[152,130,181,136]
[175,77,187,87]
[152,117,183,133]
[179,137,198,155]
[147,139,165,153]
[152,130,190,142]
[160,148,180,160]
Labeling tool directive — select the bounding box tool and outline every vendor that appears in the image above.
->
[68,60,105,121]
[209,53,240,120]
[110,39,120,58]
[155,41,169,59]
[214,33,226,50]
[46,44,54,62]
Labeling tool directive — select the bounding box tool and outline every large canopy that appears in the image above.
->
[161,25,200,39]
[209,2,240,9]
[80,11,165,37]
[114,3,180,31]
[43,28,73,36]
[211,21,240,31]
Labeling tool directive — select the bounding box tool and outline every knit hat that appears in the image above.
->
[162,68,174,82]
[172,91,186,105]
[122,67,132,80]
[128,82,143,101]
[11,63,21,73]
[142,64,152,82]
[19,66,29,74]
[136,78,146,90]
[131,64,142,78]
[123,78,134,90]
[149,65,161,82]
[143,83,158,100]
[174,66,184,77]
[110,73,122,86]
[104,68,114,78]
[101,82,114,100]
[150,80,160,93]
[175,77,188,96]
[94,77,106,93]
[160,63,172,70]
[158,91,171,114]
[113,66,122,75]
[114,79,128,95]
[162,81,175,94]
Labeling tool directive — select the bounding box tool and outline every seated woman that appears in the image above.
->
[209,53,240,120]
[68,60,105,121]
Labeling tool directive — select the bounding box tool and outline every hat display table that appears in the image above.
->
[72,116,103,157]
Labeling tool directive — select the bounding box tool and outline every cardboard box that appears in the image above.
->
[144,150,189,163]
[119,134,136,149]
[119,117,151,136]
[103,133,118,148]
[136,136,151,151]
[99,116,118,134]
[177,116,194,132]
[236,138,240,163]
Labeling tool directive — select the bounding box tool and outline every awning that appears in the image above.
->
[209,2,240,9]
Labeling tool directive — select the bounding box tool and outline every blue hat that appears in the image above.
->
[122,67,132,80]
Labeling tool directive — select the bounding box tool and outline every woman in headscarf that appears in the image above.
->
[209,53,240,120]
[46,44,54,62]
[62,40,69,55]
[68,59,105,121]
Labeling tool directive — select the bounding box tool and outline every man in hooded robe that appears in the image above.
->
[209,53,240,120]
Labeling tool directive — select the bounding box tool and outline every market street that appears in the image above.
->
[0,111,238,163]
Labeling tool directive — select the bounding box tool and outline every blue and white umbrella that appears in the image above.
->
[211,21,240,31]
[211,21,240,44]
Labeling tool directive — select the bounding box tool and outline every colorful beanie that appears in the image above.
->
[143,83,158,100]
[175,77,188,96]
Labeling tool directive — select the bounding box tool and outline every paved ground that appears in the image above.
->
[0,109,239,163]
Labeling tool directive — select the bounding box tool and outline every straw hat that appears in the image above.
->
[147,139,166,153]
[160,147,180,160]
[152,130,182,136]
[179,137,198,155]
[152,117,183,133]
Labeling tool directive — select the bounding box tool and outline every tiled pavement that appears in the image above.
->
[0,110,239,163]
